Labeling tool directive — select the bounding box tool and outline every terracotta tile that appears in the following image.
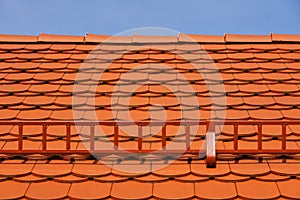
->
[69,181,111,199]
[0,181,29,199]
[277,44,300,51]
[111,181,152,199]
[33,72,63,81]
[55,96,87,107]
[280,53,300,60]
[150,96,180,107]
[195,181,237,199]
[274,96,300,106]
[50,110,84,120]
[25,44,51,50]
[0,109,19,119]
[277,179,300,199]
[149,85,173,94]
[226,44,252,50]
[153,161,190,176]
[86,96,115,107]
[272,33,300,42]
[0,96,24,105]
[227,53,254,60]
[23,96,55,106]
[0,162,34,176]
[191,161,230,176]
[49,44,76,51]
[238,84,269,93]
[180,33,225,43]
[216,173,250,182]
[38,33,84,42]
[268,84,299,93]
[17,110,51,120]
[84,33,110,43]
[256,173,290,182]
[29,84,60,93]
[268,161,300,175]
[153,181,194,199]
[72,162,112,177]
[230,162,270,176]
[236,180,280,199]
[243,96,275,106]
[225,34,271,43]
[262,73,292,81]
[117,110,149,121]
[83,110,114,120]
[0,34,37,42]
[221,110,249,120]
[4,73,34,81]
[26,182,70,199]
[0,84,30,93]
[32,163,72,177]
[234,73,263,81]
[281,109,300,119]
[15,174,47,183]
[249,109,283,120]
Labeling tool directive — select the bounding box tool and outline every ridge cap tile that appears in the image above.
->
[84,33,110,43]
[272,33,300,42]
[180,33,225,43]
[38,33,84,43]
[86,33,131,44]
[132,34,178,43]
[0,34,38,42]
[225,34,272,43]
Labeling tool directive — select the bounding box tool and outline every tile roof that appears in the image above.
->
[0,33,299,199]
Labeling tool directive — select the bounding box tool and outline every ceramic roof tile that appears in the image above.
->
[132,35,178,43]
[26,182,70,200]
[225,34,272,43]
[0,34,37,42]
[180,33,225,43]
[68,182,111,199]
[0,181,29,199]
[195,181,237,199]
[111,181,152,199]
[0,33,299,199]
[272,33,300,42]
[153,181,194,199]
[38,33,84,42]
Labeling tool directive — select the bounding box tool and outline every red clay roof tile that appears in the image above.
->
[38,33,84,42]
[26,182,70,200]
[0,34,37,42]
[272,33,300,42]
[0,33,299,199]
[195,181,237,199]
[225,34,272,43]
[180,33,225,43]
[69,182,111,199]
[236,180,280,199]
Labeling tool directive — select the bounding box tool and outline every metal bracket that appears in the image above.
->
[206,131,216,168]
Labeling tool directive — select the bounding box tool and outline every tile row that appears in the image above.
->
[0,160,299,199]
[0,109,299,120]
[2,43,300,52]
[1,62,300,72]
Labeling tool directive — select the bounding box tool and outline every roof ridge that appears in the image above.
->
[0,33,300,43]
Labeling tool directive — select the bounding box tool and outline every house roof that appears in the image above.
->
[0,33,299,199]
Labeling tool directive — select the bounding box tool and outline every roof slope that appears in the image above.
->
[0,33,299,199]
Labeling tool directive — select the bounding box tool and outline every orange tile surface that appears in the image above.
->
[0,33,299,199]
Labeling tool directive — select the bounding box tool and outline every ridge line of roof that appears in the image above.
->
[0,33,300,43]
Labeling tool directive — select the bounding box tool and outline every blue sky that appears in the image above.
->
[0,0,299,36]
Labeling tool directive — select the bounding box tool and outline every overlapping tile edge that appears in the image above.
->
[0,33,299,199]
